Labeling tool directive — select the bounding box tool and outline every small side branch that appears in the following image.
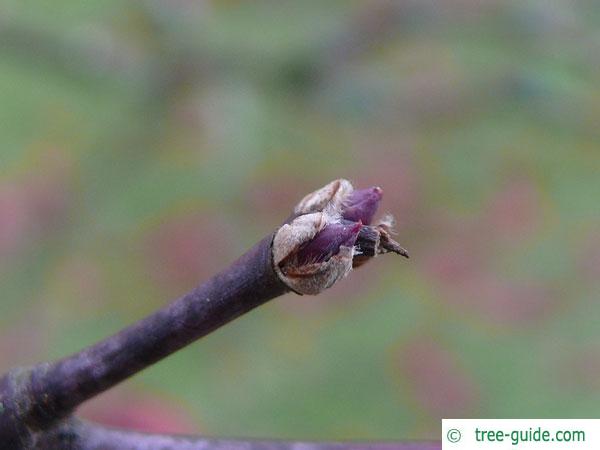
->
[0,179,414,449]
[36,419,440,450]
[0,235,288,448]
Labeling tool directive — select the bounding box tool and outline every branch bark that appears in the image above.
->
[35,419,441,450]
[0,179,421,449]
[0,234,288,448]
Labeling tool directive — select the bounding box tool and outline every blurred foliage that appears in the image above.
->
[1,0,600,441]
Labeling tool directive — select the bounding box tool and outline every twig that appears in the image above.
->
[0,179,414,449]
[36,418,441,450]
[0,235,286,448]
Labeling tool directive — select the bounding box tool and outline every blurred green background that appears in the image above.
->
[1,0,599,441]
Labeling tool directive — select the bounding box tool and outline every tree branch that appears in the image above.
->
[0,234,287,448]
[0,179,418,449]
[36,419,441,450]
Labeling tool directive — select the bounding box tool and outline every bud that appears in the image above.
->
[272,179,408,295]
[342,186,382,225]
[272,210,359,296]
[295,221,362,265]
[293,179,353,216]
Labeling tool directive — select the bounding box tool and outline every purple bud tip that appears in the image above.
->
[296,221,362,265]
[342,186,383,225]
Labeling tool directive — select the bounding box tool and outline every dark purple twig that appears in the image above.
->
[0,235,287,448]
[0,179,419,449]
[34,418,441,450]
